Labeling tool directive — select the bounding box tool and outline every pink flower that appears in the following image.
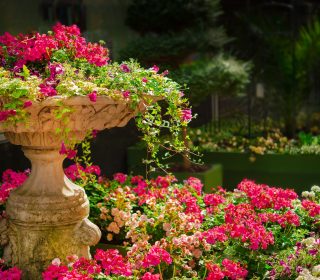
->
[152,65,159,73]
[222,259,248,280]
[23,100,32,108]
[0,110,17,122]
[59,142,68,155]
[142,246,172,268]
[142,77,148,83]
[42,263,69,280]
[181,108,192,122]
[204,193,225,207]
[94,249,132,276]
[206,263,224,280]
[85,165,101,176]
[48,63,64,78]
[162,69,169,76]
[120,64,130,73]
[142,272,160,280]
[185,177,203,195]
[92,130,99,138]
[0,267,22,280]
[88,91,97,102]
[59,143,77,159]
[302,199,320,217]
[39,84,57,97]
[64,164,85,181]
[113,173,127,184]
[122,90,131,99]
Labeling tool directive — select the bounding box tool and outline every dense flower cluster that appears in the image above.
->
[237,179,298,210]
[206,259,248,280]
[42,249,131,279]
[268,237,320,279]
[0,261,22,280]
[0,23,109,72]
[0,169,28,204]
[1,166,320,279]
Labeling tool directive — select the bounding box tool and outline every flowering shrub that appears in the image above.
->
[1,166,320,279]
[0,23,194,170]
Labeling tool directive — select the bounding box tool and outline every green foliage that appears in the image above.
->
[172,55,251,105]
[126,0,223,35]
[119,29,230,68]
[237,13,320,136]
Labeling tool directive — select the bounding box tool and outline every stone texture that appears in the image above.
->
[0,96,150,279]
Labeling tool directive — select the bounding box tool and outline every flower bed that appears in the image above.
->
[0,166,320,279]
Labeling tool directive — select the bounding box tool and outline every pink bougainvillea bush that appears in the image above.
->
[0,166,320,279]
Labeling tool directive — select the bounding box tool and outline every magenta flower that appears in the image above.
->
[39,84,57,97]
[181,108,192,122]
[59,142,68,155]
[0,267,22,280]
[142,246,172,268]
[23,100,33,108]
[59,143,77,159]
[64,164,85,181]
[120,64,130,73]
[142,77,148,83]
[92,129,99,138]
[222,259,248,280]
[152,65,159,73]
[206,263,225,280]
[113,173,127,184]
[94,249,132,276]
[88,91,97,102]
[48,63,64,78]
[122,90,131,99]
[85,165,101,176]
[142,272,160,280]
[66,149,77,159]
[0,109,16,122]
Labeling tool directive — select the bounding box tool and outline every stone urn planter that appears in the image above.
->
[0,96,148,279]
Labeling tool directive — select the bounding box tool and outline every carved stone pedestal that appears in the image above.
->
[0,96,148,279]
[2,133,101,279]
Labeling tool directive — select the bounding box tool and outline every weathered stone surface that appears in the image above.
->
[0,96,150,279]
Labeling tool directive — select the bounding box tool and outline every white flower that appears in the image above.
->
[51,258,61,266]
[311,185,320,193]
[312,265,320,277]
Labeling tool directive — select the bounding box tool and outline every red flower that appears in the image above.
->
[88,91,97,102]
[23,100,33,108]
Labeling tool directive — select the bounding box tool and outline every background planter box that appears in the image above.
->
[203,152,320,193]
[127,145,320,193]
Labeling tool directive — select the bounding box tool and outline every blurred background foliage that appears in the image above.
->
[120,0,251,107]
